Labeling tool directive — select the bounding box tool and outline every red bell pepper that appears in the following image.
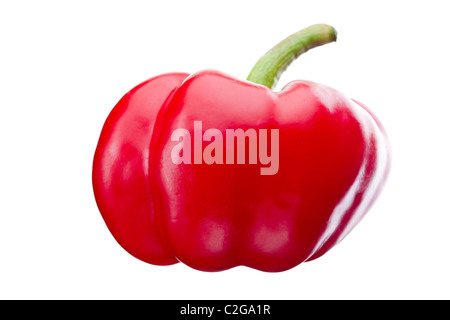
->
[93,24,390,272]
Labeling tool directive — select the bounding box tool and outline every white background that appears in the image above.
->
[1,0,449,300]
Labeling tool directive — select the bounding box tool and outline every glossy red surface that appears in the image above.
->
[93,70,390,272]
[92,73,188,265]
[149,70,390,272]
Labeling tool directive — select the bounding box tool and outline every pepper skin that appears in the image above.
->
[149,71,389,272]
[92,73,188,265]
[92,24,390,272]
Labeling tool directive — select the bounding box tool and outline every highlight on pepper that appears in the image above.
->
[92,24,390,272]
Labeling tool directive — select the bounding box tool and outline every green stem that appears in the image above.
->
[247,24,337,89]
